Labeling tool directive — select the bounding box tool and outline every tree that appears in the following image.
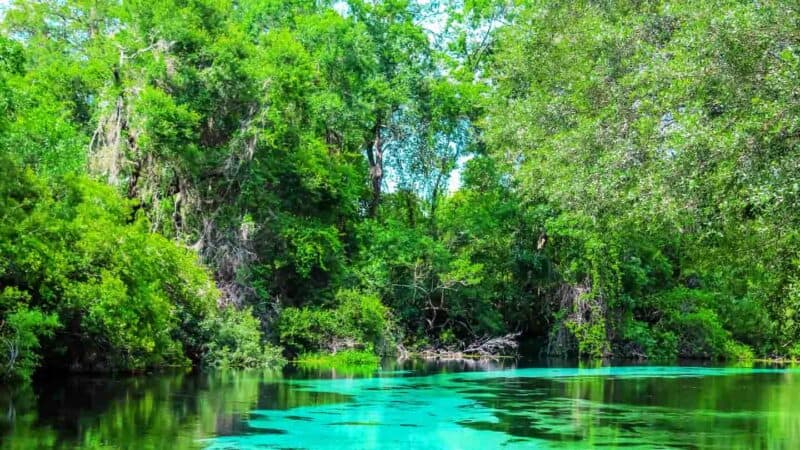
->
[485,0,800,357]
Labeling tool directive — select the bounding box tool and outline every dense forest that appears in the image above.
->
[1,0,799,382]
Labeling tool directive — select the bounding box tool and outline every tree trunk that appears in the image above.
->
[366,119,383,217]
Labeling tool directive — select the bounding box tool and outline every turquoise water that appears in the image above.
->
[208,365,800,449]
[3,361,800,449]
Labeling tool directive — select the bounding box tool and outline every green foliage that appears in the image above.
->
[2,0,800,374]
[133,87,200,162]
[277,307,337,355]
[620,318,678,361]
[0,153,229,377]
[297,350,380,369]
[278,289,394,356]
[672,308,737,360]
[334,289,393,352]
[485,0,800,359]
[626,288,756,361]
[202,306,286,369]
[0,288,59,381]
[565,316,609,359]
[724,341,755,362]
[789,344,800,361]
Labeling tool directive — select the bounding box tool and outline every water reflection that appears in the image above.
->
[1,370,273,450]
[1,362,799,449]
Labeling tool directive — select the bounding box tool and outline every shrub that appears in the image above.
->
[789,344,800,361]
[566,317,609,358]
[277,289,395,356]
[0,157,251,378]
[277,307,337,355]
[203,306,286,369]
[723,340,754,361]
[666,307,754,360]
[334,289,394,354]
[0,289,59,381]
[620,318,678,361]
[625,288,761,361]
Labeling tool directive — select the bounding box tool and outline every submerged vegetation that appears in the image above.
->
[1,0,800,380]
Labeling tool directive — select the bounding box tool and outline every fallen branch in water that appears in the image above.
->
[462,332,522,357]
[409,332,522,361]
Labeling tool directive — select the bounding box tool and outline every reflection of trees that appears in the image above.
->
[561,370,800,448]
[287,357,517,380]
[392,358,517,375]
[1,383,58,450]
[0,371,276,450]
[3,367,800,449]
[460,369,800,449]
[762,372,800,448]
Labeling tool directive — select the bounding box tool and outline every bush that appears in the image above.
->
[667,307,754,361]
[565,317,609,358]
[0,157,244,378]
[203,306,286,369]
[723,340,754,361]
[626,288,757,361]
[0,289,59,381]
[334,289,394,354]
[620,318,678,361]
[277,289,395,356]
[277,307,337,355]
[789,344,800,361]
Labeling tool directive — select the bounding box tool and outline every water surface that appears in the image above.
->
[2,360,800,449]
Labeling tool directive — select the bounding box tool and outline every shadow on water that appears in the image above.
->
[2,360,800,449]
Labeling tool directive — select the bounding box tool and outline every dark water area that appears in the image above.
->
[2,359,800,449]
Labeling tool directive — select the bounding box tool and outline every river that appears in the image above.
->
[2,359,799,449]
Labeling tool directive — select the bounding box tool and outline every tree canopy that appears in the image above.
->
[2,0,800,380]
